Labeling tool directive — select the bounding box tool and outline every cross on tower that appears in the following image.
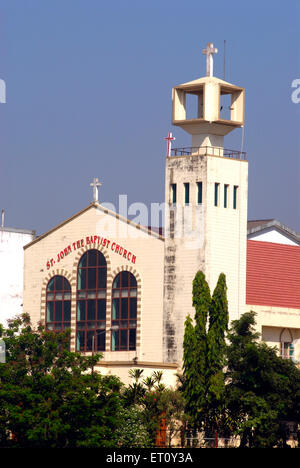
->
[202,42,218,77]
[90,177,102,202]
[164,132,176,157]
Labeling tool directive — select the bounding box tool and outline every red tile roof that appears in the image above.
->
[246,240,300,309]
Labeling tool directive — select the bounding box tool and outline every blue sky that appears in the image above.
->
[0,0,299,234]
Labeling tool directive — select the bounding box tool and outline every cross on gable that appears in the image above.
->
[202,42,218,77]
[164,132,176,157]
[90,177,102,202]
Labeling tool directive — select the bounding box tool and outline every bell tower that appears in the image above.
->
[163,43,248,364]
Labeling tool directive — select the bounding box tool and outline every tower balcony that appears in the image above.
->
[170,145,247,160]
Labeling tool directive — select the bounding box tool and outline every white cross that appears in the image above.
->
[90,177,102,202]
[202,42,218,77]
[164,132,176,157]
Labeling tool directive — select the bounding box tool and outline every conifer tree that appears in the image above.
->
[182,271,228,435]
[192,271,211,412]
[182,314,198,417]
[207,273,229,401]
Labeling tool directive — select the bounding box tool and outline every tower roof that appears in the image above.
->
[172,74,245,138]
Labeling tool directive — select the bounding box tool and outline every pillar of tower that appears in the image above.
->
[191,133,224,149]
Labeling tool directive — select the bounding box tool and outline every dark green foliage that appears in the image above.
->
[184,278,300,447]
[206,273,229,404]
[193,272,211,407]
[122,368,146,406]
[182,271,228,434]
[121,368,186,447]
[182,315,200,417]
[208,273,228,369]
[0,314,123,448]
[0,316,186,448]
[226,311,300,448]
[192,271,211,333]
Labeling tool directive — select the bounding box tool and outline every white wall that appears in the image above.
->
[0,229,35,326]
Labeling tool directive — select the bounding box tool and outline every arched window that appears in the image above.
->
[46,276,71,331]
[111,271,137,351]
[76,249,107,352]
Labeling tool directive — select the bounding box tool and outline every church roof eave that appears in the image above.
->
[23,202,165,250]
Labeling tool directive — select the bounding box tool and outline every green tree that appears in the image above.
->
[182,272,210,421]
[157,388,187,447]
[226,311,300,448]
[0,314,124,448]
[206,273,229,428]
[182,271,229,437]
[122,369,186,447]
[207,273,228,376]
[122,368,146,406]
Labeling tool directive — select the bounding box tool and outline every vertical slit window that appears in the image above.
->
[171,184,177,204]
[197,182,203,204]
[224,184,229,208]
[233,185,238,209]
[184,183,190,205]
[214,183,220,207]
[76,250,107,352]
[111,271,137,351]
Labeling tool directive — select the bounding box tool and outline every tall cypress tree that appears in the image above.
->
[182,314,198,417]
[182,271,228,433]
[192,271,211,411]
[182,271,211,429]
[207,273,229,399]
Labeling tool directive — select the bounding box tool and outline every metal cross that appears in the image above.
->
[164,132,176,157]
[90,177,102,202]
[202,42,218,77]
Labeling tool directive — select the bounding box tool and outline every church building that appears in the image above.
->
[22,44,300,385]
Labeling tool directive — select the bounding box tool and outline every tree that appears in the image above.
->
[0,314,124,448]
[182,272,210,422]
[122,368,146,406]
[206,273,229,428]
[182,271,229,437]
[157,388,187,447]
[122,369,186,447]
[226,311,300,448]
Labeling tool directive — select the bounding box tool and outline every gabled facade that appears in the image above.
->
[23,202,178,384]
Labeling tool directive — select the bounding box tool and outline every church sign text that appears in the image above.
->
[46,235,136,270]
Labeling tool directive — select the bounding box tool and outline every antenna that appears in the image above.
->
[223,40,226,80]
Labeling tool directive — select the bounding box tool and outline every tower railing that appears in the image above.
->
[170,146,247,160]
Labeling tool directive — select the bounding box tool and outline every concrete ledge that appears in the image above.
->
[96,360,179,369]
